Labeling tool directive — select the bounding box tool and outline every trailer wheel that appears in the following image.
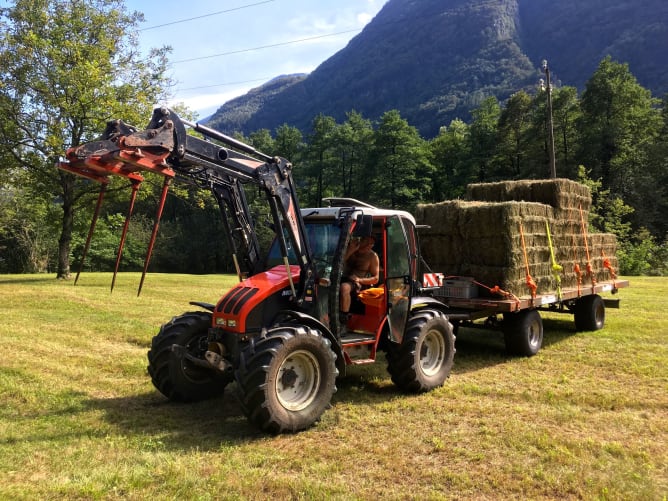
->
[236,326,337,434]
[574,294,605,331]
[503,309,543,357]
[386,310,455,393]
[147,311,228,402]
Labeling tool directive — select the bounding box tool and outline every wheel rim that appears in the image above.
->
[420,328,446,376]
[527,317,542,348]
[276,349,321,411]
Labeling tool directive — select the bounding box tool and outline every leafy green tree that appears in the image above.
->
[429,119,472,200]
[577,57,662,231]
[644,94,668,238]
[274,124,304,162]
[468,96,501,182]
[496,91,532,178]
[332,111,374,199]
[303,114,338,206]
[371,110,433,210]
[0,0,171,278]
[248,129,275,154]
[0,171,58,272]
[523,85,582,179]
[550,86,581,178]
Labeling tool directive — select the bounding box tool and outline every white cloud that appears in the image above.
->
[357,13,373,25]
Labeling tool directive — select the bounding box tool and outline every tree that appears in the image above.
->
[248,129,275,154]
[303,114,338,206]
[0,0,171,278]
[371,110,433,210]
[644,94,668,238]
[274,124,303,163]
[496,91,532,178]
[577,57,662,231]
[550,86,581,178]
[468,96,501,182]
[429,119,472,200]
[332,111,374,199]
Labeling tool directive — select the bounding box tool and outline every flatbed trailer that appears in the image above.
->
[429,278,629,356]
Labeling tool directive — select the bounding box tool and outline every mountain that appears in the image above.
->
[202,73,307,129]
[206,0,668,138]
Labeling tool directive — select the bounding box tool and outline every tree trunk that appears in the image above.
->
[57,172,75,279]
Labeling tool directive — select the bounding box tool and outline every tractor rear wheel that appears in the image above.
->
[386,309,455,393]
[236,325,337,434]
[147,311,228,402]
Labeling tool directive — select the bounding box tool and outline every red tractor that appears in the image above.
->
[61,108,456,433]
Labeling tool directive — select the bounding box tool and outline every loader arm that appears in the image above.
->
[61,107,315,302]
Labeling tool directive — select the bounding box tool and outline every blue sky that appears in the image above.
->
[124,0,388,119]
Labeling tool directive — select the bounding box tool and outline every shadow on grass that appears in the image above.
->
[452,315,579,374]
[84,379,406,448]
[0,275,60,285]
[79,316,581,447]
[84,386,264,449]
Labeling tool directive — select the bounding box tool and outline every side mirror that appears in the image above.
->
[352,214,373,237]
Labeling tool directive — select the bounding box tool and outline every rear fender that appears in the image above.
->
[409,296,450,317]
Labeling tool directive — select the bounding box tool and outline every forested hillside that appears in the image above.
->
[0,1,666,279]
[207,0,668,137]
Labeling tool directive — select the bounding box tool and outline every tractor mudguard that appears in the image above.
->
[409,296,450,315]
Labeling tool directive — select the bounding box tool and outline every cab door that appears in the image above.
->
[385,215,412,343]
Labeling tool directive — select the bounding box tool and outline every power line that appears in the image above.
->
[170,28,361,64]
[177,77,272,92]
[139,0,276,31]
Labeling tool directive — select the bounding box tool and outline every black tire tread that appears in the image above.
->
[503,309,543,357]
[386,309,455,393]
[235,326,337,434]
[147,311,227,402]
[574,294,605,331]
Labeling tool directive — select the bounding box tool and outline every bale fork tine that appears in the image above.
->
[111,179,142,293]
[137,177,172,296]
[75,183,108,286]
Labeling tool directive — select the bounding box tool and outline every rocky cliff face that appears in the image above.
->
[206,0,667,137]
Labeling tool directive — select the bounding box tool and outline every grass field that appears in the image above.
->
[0,273,666,500]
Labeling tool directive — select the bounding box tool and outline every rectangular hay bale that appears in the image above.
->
[418,180,617,299]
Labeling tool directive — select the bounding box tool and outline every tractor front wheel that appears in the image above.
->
[236,326,337,434]
[147,311,228,402]
[386,309,455,393]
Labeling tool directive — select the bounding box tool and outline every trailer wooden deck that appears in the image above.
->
[433,279,629,320]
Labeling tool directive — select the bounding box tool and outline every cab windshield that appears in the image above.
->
[266,221,341,271]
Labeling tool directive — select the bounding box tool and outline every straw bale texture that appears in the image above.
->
[418,179,618,298]
[466,178,591,212]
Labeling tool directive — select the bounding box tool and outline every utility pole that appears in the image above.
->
[542,59,556,178]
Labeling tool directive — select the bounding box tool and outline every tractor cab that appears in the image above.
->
[296,199,421,363]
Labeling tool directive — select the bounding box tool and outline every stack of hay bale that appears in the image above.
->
[417,179,618,298]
